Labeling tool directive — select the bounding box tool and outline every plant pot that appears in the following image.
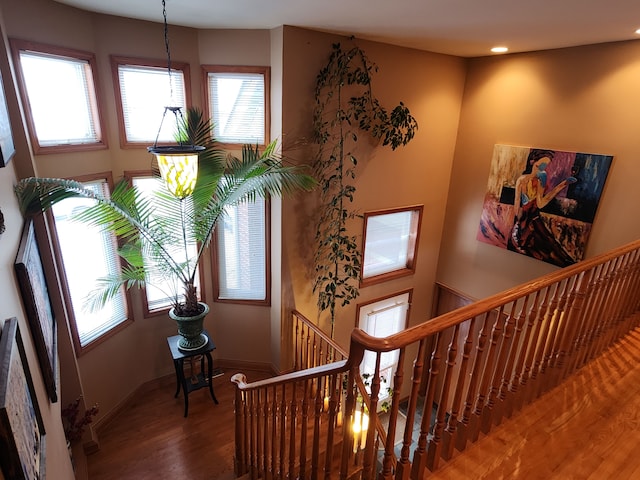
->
[169,302,209,351]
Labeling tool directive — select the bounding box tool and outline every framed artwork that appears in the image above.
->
[15,219,58,403]
[0,69,15,167]
[477,145,613,267]
[0,317,46,480]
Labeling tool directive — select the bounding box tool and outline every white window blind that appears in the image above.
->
[132,176,200,312]
[208,71,265,144]
[19,50,100,146]
[117,64,186,143]
[359,293,410,406]
[363,210,414,278]
[216,197,267,301]
[51,180,127,347]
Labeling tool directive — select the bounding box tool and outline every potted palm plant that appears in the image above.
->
[15,108,315,351]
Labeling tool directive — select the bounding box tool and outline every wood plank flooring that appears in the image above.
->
[87,326,640,479]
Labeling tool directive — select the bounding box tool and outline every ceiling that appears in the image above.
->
[54,0,640,57]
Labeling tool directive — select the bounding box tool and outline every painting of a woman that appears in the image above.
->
[508,149,576,265]
[476,145,613,267]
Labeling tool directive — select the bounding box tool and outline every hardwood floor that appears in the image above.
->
[87,367,272,480]
[428,325,640,480]
[87,326,640,479]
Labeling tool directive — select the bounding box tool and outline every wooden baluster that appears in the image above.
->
[294,316,301,371]
[497,296,530,420]
[311,334,319,369]
[324,374,339,480]
[362,355,381,480]
[479,305,507,433]
[288,381,298,479]
[279,384,287,479]
[428,324,459,469]
[256,389,264,478]
[311,378,323,479]
[530,282,560,400]
[510,291,542,413]
[379,347,405,479]
[270,386,277,479]
[568,265,600,373]
[603,254,631,347]
[299,380,309,480]
[584,260,616,363]
[613,251,637,337]
[459,312,492,447]
[411,332,441,479]
[233,376,247,476]
[396,339,426,480]
[619,250,640,333]
[522,286,552,404]
[556,272,590,382]
[340,366,357,480]
[443,317,475,459]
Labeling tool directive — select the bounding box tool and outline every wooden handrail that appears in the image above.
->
[232,238,640,479]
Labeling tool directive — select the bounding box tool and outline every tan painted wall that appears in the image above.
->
[1,0,278,432]
[437,40,640,299]
[280,26,467,350]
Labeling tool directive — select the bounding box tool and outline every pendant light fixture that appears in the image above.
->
[147,0,204,199]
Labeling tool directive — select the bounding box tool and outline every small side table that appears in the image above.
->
[167,330,219,417]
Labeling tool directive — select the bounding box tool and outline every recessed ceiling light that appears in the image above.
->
[636,28,640,35]
[491,46,509,54]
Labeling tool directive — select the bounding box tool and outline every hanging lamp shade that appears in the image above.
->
[148,145,204,199]
[147,0,205,200]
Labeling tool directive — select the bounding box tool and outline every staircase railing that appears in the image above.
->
[232,239,640,479]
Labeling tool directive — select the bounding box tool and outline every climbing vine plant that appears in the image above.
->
[312,41,418,338]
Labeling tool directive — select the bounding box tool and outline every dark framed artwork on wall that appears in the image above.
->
[477,144,613,267]
[0,317,46,480]
[15,219,58,403]
[0,69,15,167]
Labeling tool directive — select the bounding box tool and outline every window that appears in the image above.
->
[112,56,191,147]
[361,205,423,286]
[49,174,129,353]
[129,173,202,315]
[203,65,270,146]
[213,196,270,305]
[357,290,411,408]
[10,39,106,154]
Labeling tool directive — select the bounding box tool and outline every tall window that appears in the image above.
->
[361,205,423,286]
[11,39,106,154]
[213,197,270,305]
[112,56,190,147]
[49,174,129,353]
[129,174,202,315]
[203,65,269,146]
[357,291,412,408]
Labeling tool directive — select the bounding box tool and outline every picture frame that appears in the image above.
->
[15,219,58,403]
[0,317,46,480]
[0,69,15,167]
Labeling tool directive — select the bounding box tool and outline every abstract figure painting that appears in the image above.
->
[477,145,613,267]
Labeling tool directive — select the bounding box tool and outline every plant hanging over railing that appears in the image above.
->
[312,41,418,338]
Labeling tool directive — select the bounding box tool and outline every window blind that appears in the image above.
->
[118,64,186,142]
[52,180,128,346]
[19,51,99,146]
[208,72,265,144]
[216,197,267,300]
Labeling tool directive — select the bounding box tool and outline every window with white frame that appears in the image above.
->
[214,196,270,304]
[112,56,189,146]
[361,205,423,286]
[357,291,411,408]
[50,175,128,351]
[11,39,106,154]
[203,66,269,145]
[130,175,201,314]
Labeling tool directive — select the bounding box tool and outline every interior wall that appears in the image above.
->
[280,26,467,350]
[437,40,640,300]
[1,0,277,427]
